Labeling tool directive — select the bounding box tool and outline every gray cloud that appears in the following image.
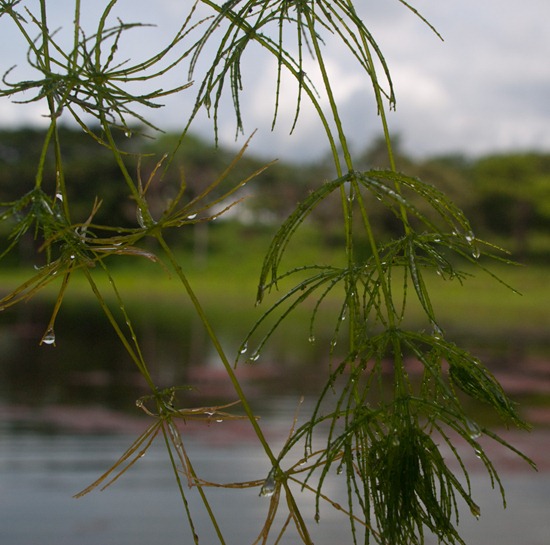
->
[0,0,548,162]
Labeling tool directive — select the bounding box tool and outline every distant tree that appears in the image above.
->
[473,153,550,259]
[349,137,476,240]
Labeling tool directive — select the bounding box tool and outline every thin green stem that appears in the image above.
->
[71,0,82,72]
[100,120,142,205]
[161,424,227,545]
[353,3,411,234]
[303,8,352,175]
[81,265,156,391]
[34,122,56,190]
[157,234,313,543]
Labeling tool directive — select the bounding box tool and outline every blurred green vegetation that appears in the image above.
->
[2,127,550,267]
[1,126,550,339]
[1,215,548,343]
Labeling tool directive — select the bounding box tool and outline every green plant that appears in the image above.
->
[0,2,535,544]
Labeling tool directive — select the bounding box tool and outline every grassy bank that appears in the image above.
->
[1,223,549,340]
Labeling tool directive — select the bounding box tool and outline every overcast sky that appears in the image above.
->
[1,0,548,163]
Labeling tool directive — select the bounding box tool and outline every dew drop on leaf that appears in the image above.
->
[466,419,482,439]
[248,352,260,363]
[41,329,56,346]
[259,469,276,497]
[431,323,443,339]
[136,207,146,228]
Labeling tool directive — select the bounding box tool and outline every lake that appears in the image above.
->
[1,299,549,544]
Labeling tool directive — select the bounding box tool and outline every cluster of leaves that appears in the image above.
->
[239,167,534,543]
[0,0,198,131]
[0,2,304,542]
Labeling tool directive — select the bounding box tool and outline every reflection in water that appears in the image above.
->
[1,425,549,545]
[0,298,333,410]
[1,300,550,543]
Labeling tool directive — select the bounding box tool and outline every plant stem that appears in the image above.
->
[157,234,314,543]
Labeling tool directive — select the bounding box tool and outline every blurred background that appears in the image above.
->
[1,1,550,543]
[1,126,549,545]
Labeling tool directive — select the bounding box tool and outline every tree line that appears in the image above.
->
[2,127,550,263]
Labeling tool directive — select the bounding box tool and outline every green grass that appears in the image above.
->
[1,222,549,340]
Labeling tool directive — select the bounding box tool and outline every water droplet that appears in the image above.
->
[259,469,276,497]
[187,213,197,220]
[336,463,344,475]
[431,323,443,339]
[167,421,185,457]
[136,207,146,228]
[467,420,482,439]
[125,129,132,138]
[248,352,260,363]
[470,502,481,519]
[308,335,316,343]
[391,435,400,447]
[314,512,320,523]
[41,328,56,345]
[474,448,483,459]
[464,230,480,258]
[239,342,248,354]
[55,192,63,202]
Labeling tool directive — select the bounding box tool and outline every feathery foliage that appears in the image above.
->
[0,2,534,544]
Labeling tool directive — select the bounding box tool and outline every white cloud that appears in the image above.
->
[392,65,451,111]
[0,0,548,162]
